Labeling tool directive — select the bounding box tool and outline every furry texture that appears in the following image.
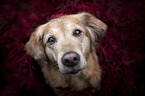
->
[25,13,106,94]
[0,0,145,96]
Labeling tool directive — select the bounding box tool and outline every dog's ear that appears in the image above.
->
[25,24,47,61]
[76,12,107,48]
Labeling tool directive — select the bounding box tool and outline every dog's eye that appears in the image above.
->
[73,29,82,36]
[47,37,56,44]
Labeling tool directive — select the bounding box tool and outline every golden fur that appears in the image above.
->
[25,12,107,95]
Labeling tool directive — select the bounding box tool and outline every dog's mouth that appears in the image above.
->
[66,69,83,76]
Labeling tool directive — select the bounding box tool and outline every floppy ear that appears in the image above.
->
[25,24,47,61]
[76,12,107,48]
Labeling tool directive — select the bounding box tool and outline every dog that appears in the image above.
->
[25,12,107,96]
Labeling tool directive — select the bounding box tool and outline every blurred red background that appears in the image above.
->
[0,0,145,96]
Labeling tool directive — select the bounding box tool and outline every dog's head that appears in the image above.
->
[25,12,107,76]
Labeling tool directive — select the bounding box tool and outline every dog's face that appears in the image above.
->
[25,12,107,76]
[43,16,91,75]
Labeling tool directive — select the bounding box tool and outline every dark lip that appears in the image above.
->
[67,69,82,75]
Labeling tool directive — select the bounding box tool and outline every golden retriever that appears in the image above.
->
[25,12,107,96]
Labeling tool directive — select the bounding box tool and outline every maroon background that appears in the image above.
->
[0,0,145,96]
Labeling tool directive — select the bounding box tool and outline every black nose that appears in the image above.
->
[62,52,80,67]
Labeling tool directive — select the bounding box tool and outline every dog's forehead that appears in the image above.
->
[51,18,63,23]
[44,16,83,34]
[49,15,81,26]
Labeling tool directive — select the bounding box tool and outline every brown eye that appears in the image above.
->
[47,37,56,44]
[73,29,82,36]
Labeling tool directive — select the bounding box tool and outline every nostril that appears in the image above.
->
[64,59,70,64]
[73,57,78,61]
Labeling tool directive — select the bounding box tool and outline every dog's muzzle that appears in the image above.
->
[61,52,81,75]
